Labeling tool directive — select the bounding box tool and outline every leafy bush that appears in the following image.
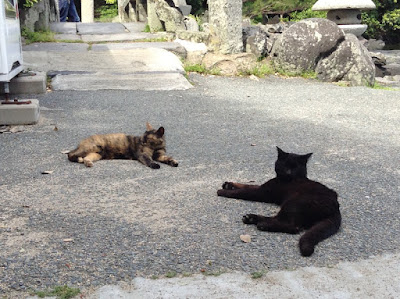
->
[21,0,41,8]
[362,0,400,45]
[287,8,327,22]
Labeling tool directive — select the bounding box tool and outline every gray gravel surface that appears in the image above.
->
[1,74,399,296]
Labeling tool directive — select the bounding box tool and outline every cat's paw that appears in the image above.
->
[84,160,94,167]
[150,163,161,169]
[169,160,178,167]
[222,182,235,190]
[242,214,258,225]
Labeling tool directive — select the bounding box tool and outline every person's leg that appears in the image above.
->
[59,0,69,22]
[67,0,81,22]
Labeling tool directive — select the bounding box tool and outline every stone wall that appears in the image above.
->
[19,0,59,31]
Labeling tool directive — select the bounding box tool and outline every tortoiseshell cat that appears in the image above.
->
[217,147,341,256]
[68,123,178,169]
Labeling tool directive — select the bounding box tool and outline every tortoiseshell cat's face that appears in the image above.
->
[143,124,165,150]
[274,147,312,180]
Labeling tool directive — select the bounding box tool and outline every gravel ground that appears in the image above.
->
[1,74,399,297]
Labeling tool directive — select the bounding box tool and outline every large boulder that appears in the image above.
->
[316,34,375,86]
[148,0,186,32]
[272,18,345,74]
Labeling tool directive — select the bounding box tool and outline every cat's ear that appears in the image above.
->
[302,153,313,163]
[146,122,153,131]
[156,127,165,137]
[276,146,287,158]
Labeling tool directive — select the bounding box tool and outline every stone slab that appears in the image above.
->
[23,42,88,52]
[0,72,46,94]
[80,32,160,43]
[50,22,77,34]
[91,42,184,52]
[0,99,40,125]
[53,34,83,41]
[51,72,193,91]
[22,48,185,73]
[122,22,146,32]
[77,23,127,35]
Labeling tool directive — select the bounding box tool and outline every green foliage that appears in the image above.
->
[34,285,80,299]
[144,24,151,33]
[184,63,221,75]
[286,8,327,22]
[21,0,41,8]
[187,0,207,15]
[95,2,118,22]
[251,271,265,279]
[243,0,316,22]
[165,271,177,278]
[21,28,55,44]
[362,0,400,45]
[239,61,274,77]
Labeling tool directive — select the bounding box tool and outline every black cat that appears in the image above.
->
[217,147,341,256]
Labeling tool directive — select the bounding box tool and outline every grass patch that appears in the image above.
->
[201,270,226,277]
[239,61,275,77]
[184,63,221,76]
[371,82,398,90]
[143,24,151,33]
[34,285,80,299]
[251,271,265,279]
[22,28,55,44]
[165,271,177,278]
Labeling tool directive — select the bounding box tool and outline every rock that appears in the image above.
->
[316,34,375,86]
[240,235,251,243]
[272,18,345,74]
[184,17,199,32]
[370,51,389,77]
[202,52,257,76]
[365,39,386,51]
[175,39,208,64]
[150,0,186,32]
[19,0,58,32]
[243,26,269,58]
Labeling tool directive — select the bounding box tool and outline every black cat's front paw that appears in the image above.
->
[242,214,259,225]
[150,162,161,169]
[222,182,234,190]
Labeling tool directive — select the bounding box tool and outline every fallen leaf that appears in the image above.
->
[54,126,58,131]
[41,170,54,174]
[240,234,251,243]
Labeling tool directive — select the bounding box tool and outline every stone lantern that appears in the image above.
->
[312,0,376,36]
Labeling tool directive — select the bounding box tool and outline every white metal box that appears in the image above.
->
[0,0,24,82]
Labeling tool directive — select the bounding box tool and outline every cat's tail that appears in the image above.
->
[299,211,341,257]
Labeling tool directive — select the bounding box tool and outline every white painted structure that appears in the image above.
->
[0,0,23,82]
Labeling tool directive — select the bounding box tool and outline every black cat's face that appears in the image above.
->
[275,147,312,180]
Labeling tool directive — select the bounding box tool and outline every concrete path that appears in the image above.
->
[8,21,400,299]
[22,22,192,91]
